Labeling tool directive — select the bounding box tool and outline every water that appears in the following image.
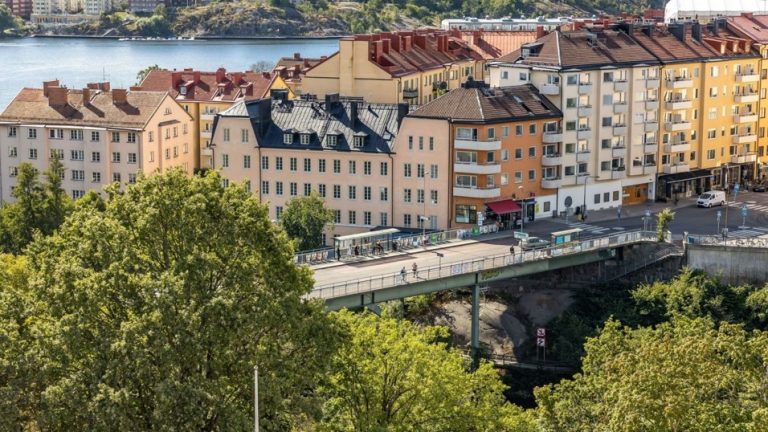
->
[0,37,340,110]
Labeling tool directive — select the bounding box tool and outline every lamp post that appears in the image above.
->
[580,175,599,220]
[254,366,260,432]
[517,185,525,233]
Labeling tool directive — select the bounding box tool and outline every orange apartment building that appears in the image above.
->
[405,82,563,228]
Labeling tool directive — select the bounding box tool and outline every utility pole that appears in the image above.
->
[254,366,259,432]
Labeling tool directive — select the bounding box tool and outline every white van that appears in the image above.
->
[697,190,726,207]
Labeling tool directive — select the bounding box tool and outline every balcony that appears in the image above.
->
[577,128,592,140]
[613,102,628,113]
[664,141,691,153]
[611,167,626,179]
[665,121,691,132]
[731,153,757,164]
[541,177,562,189]
[732,134,758,144]
[665,99,692,110]
[735,72,760,83]
[576,151,591,162]
[735,93,759,103]
[614,80,628,92]
[454,138,502,151]
[200,129,212,138]
[666,77,693,89]
[613,124,627,135]
[200,112,215,121]
[453,186,501,199]
[643,142,659,154]
[645,99,659,110]
[663,163,690,174]
[540,83,559,95]
[541,154,562,166]
[201,147,213,156]
[643,163,658,175]
[403,88,419,99]
[611,146,627,158]
[542,130,563,143]
[733,113,758,123]
[645,78,660,88]
[578,105,593,117]
[645,121,659,132]
[454,162,501,175]
[576,173,591,184]
[578,82,593,94]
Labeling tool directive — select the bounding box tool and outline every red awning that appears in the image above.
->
[486,199,521,215]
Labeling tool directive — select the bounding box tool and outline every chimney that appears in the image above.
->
[82,88,91,105]
[216,67,226,83]
[668,23,687,42]
[372,40,384,63]
[471,31,480,46]
[233,72,242,85]
[112,89,127,105]
[171,71,182,87]
[47,87,68,107]
[403,35,412,51]
[692,22,701,41]
[129,86,142,91]
[396,102,409,128]
[303,59,310,67]
[390,34,400,52]
[261,72,271,80]
[293,52,301,60]
[98,82,111,92]
[413,34,426,49]
[350,101,358,126]
[245,83,254,96]
[382,38,390,54]
[536,25,545,39]
[325,93,339,111]
[293,64,301,77]
[193,71,201,83]
[249,98,272,138]
[43,79,60,97]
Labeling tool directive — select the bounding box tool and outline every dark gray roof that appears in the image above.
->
[221,99,400,153]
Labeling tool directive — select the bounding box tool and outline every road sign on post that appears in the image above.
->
[717,210,722,234]
[536,338,546,347]
[536,328,546,361]
[740,205,748,229]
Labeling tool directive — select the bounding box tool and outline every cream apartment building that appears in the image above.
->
[488,29,661,211]
[0,80,194,202]
[210,96,411,243]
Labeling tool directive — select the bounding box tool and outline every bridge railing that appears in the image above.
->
[687,234,768,248]
[308,230,657,300]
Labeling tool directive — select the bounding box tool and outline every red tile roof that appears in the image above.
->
[139,68,274,102]
[727,13,768,44]
[457,30,539,59]
[628,23,756,62]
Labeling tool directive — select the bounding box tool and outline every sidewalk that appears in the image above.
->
[310,230,518,270]
[566,198,696,224]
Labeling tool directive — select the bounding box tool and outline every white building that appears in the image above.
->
[664,0,768,23]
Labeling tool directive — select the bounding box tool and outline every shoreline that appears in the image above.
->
[28,34,344,40]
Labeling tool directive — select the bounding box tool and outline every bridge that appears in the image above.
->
[308,230,664,365]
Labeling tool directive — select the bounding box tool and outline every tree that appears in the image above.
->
[41,152,72,234]
[280,192,335,251]
[319,311,536,431]
[251,60,275,73]
[0,163,45,253]
[7,170,342,431]
[535,317,768,432]
[0,4,21,35]
[655,207,674,241]
[135,64,161,85]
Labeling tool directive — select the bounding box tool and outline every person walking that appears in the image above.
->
[509,244,515,255]
[412,262,418,279]
[400,266,407,282]
[336,247,341,261]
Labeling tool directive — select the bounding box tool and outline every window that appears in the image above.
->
[127,132,136,143]
[417,189,425,204]
[567,75,578,85]
[418,136,424,150]
[49,129,63,139]
[243,155,251,169]
[165,148,171,160]
[223,128,230,142]
[380,161,388,176]
[8,147,17,157]
[261,156,269,170]
[319,159,326,173]
[304,183,311,196]
[348,161,356,174]
[707,149,716,159]
[8,126,16,137]
[429,164,438,179]
[487,128,495,139]
[363,161,372,176]
[300,133,311,145]
[429,137,434,150]
[408,136,413,149]
[514,171,523,183]
[9,166,17,177]
[72,190,85,199]
[241,129,249,143]
[290,182,297,196]
[283,133,293,144]
[380,187,388,201]
[515,125,523,136]
[455,204,477,224]
[404,188,412,203]
[603,71,614,82]
[113,173,121,183]
[348,185,356,200]
[707,129,717,139]
[91,131,100,142]
[222,154,229,167]
[529,124,536,135]
[334,210,341,224]
[71,170,85,181]
[333,185,341,199]
[276,157,283,170]
[403,214,412,227]
[364,211,372,226]
[276,207,283,220]
[501,71,509,79]
[519,72,529,81]
[333,159,341,173]
[276,181,284,195]
[29,148,37,159]
[290,157,297,172]
[602,117,613,127]
[528,147,536,158]
[404,163,412,177]
[92,172,101,183]
[417,163,425,178]
[262,181,269,195]
[594,194,600,204]
[28,128,37,139]
[528,169,536,180]
[318,184,326,197]
[244,181,251,193]
[711,66,719,77]
[380,212,388,226]
[348,211,357,225]
[70,150,84,161]
[430,190,438,204]
[69,130,82,140]
[363,186,372,201]
[304,158,311,172]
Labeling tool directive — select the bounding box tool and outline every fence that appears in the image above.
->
[596,246,683,284]
[308,230,657,300]
[686,234,768,248]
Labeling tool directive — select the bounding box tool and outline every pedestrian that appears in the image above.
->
[509,244,515,255]
[354,245,359,256]
[400,266,407,282]
[336,247,341,261]
[412,262,418,278]
[393,240,398,252]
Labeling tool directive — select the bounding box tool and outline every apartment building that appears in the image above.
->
[271,53,328,99]
[0,81,194,202]
[31,0,111,24]
[488,29,661,211]
[138,68,275,170]
[301,30,486,105]
[629,21,761,198]
[405,82,563,228]
[210,96,408,242]
[728,13,768,181]
[3,0,32,19]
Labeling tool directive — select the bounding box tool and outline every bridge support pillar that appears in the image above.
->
[471,281,480,370]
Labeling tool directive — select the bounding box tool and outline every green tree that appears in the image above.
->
[0,163,45,253]
[535,317,768,432]
[655,207,674,241]
[280,191,335,251]
[0,4,21,35]
[41,152,72,234]
[135,64,161,84]
[320,311,536,431]
[7,169,342,431]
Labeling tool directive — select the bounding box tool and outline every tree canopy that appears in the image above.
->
[280,192,335,251]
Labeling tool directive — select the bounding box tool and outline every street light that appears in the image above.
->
[420,216,429,246]
[254,366,260,432]
[517,185,525,233]
[580,175,599,220]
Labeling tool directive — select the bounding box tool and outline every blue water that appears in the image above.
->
[0,37,339,110]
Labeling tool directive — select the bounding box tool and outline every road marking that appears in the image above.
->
[564,222,610,234]
[727,229,764,239]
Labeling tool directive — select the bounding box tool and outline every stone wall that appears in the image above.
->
[687,244,768,284]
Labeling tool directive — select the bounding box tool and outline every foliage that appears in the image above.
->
[135,64,160,84]
[655,207,674,241]
[536,317,768,432]
[251,60,275,72]
[1,170,343,431]
[320,311,536,431]
[0,4,22,35]
[280,191,335,251]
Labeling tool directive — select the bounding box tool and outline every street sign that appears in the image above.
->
[742,205,748,218]
[645,209,651,218]
[734,183,740,193]
[717,210,722,219]
[536,328,546,338]
[513,231,529,240]
[536,337,546,348]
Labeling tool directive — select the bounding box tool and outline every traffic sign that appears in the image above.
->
[717,210,722,220]
[536,337,546,348]
[536,328,546,338]
[645,209,651,218]
[742,205,748,218]
[734,183,740,193]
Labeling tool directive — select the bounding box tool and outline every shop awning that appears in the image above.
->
[660,169,711,183]
[486,199,521,214]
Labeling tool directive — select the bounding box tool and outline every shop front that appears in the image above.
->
[656,169,711,201]
[485,198,535,230]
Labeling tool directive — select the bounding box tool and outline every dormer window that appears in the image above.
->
[353,132,368,148]
[300,133,311,145]
[327,134,338,147]
[283,132,294,144]
[179,86,187,96]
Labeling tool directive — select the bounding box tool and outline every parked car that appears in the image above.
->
[753,184,767,193]
[520,237,551,251]
[696,190,726,207]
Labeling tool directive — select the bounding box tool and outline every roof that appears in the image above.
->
[139,68,274,102]
[457,30,539,59]
[339,30,483,78]
[220,99,401,154]
[275,54,326,72]
[497,29,659,69]
[727,13,768,43]
[628,23,758,62]
[0,88,168,129]
[409,83,561,123]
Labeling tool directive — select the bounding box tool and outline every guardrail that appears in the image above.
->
[597,246,683,283]
[687,235,768,248]
[309,230,657,300]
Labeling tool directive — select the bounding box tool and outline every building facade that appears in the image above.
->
[3,0,32,19]
[0,81,194,202]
